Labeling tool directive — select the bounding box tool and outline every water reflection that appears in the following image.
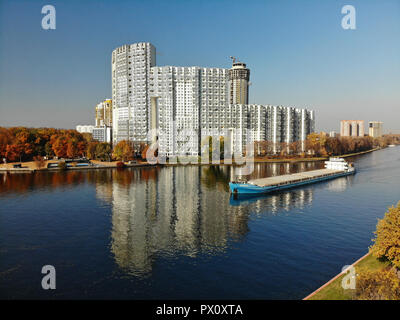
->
[101,166,251,277]
[0,161,352,279]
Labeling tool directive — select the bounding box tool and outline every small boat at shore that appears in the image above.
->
[229,158,356,195]
[388,144,396,147]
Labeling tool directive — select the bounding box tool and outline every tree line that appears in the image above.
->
[255,133,400,158]
[0,127,152,163]
[1,127,399,163]
[0,127,87,162]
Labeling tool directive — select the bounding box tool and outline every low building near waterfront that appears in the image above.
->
[76,125,94,134]
[92,125,112,143]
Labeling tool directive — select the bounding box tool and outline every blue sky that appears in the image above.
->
[0,0,399,133]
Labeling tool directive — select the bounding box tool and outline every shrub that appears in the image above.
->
[354,268,400,300]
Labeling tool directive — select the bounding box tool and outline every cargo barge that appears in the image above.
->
[229,158,355,194]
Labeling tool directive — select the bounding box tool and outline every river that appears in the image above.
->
[0,147,399,299]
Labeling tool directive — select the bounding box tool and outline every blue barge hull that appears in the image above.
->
[229,170,355,194]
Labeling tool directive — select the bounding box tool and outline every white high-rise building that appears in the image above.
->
[112,42,156,145]
[149,66,228,156]
[111,42,315,156]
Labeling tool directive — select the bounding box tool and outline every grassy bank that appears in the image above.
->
[305,252,390,300]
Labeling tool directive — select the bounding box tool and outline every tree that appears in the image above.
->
[96,142,112,161]
[354,268,400,300]
[87,142,99,160]
[370,202,400,268]
[66,141,78,159]
[52,136,68,158]
[5,144,22,162]
[306,132,328,156]
[113,140,133,161]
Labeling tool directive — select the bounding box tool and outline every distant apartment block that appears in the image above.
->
[95,99,113,127]
[329,131,338,138]
[92,125,112,143]
[340,120,364,137]
[76,125,94,134]
[369,121,383,138]
[111,42,315,155]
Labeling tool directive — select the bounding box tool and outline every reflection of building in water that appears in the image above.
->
[102,166,251,278]
[264,189,313,214]
[326,175,352,192]
[231,188,314,215]
[96,163,325,278]
[174,166,201,256]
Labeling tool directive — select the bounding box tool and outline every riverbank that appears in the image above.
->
[163,147,381,166]
[304,252,389,300]
[0,146,384,173]
[0,159,155,173]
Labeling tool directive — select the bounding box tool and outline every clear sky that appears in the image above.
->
[0,0,399,133]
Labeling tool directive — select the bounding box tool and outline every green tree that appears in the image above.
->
[113,140,133,161]
[86,142,99,159]
[370,202,400,268]
[95,142,112,161]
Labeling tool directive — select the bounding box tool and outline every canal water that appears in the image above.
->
[0,147,399,299]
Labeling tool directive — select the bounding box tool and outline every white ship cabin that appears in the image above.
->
[324,158,352,171]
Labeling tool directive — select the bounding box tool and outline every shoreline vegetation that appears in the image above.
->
[305,202,400,300]
[0,127,399,172]
[0,147,386,173]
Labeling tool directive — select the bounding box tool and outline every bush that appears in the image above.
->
[354,268,400,300]
[58,161,67,170]
[116,161,125,169]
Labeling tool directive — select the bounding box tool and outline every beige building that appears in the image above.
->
[340,120,365,137]
[368,121,383,138]
[95,99,112,127]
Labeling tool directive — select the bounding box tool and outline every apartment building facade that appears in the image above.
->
[112,42,315,156]
[340,120,365,137]
[368,121,383,138]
